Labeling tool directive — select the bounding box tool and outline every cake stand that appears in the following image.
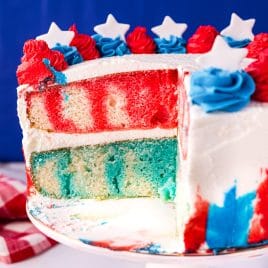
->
[27,194,268,268]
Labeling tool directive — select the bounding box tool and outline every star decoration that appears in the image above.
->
[197,36,248,71]
[151,16,187,39]
[94,14,130,40]
[36,22,74,48]
[221,13,255,41]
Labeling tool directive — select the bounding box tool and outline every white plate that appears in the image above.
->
[27,193,268,266]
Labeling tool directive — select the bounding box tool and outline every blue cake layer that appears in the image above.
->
[31,138,177,201]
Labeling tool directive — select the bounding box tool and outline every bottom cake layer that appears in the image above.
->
[30,137,177,200]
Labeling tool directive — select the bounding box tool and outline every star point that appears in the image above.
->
[94,14,130,40]
[221,12,255,41]
[36,22,74,48]
[197,36,248,71]
[151,16,187,39]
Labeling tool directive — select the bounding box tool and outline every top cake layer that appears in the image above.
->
[18,54,199,134]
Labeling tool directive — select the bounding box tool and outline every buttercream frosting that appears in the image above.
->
[190,68,255,112]
[155,36,186,54]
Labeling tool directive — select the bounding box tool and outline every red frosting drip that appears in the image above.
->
[184,194,209,252]
[69,24,100,60]
[246,50,268,102]
[247,33,268,59]
[126,26,156,54]
[187,25,218,53]
[248,169,268,244]
[17,39,67,85]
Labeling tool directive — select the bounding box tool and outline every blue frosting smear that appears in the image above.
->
[154,35,186,54]
[93,34,130,57]
[43,58,67,85]
[223,36,251,48]
[136,243,163,254]
[206,185,256,250]
[52,43,83,65]
[190,68,255,112]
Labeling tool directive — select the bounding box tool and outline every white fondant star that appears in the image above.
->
[197,36,248,71]
[221,13,255,41]
[151,16,187,39]
[94,14,130,40]
[36,22,74,48]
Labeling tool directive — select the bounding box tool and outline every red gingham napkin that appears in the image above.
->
[0,173,57,264]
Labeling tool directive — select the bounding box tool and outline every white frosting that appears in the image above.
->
[185,102,268,203]
[28,195,178,250]
[176,77,268,245]
[181,76,268,204]
[62,54,199,84]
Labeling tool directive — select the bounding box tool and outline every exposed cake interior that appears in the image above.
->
[31,138,177,200]
[18,54,194,202]
[26,70,178,133]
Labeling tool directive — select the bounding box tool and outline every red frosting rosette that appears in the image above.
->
[186,25,218,53]
[69,24,100,60]
[247,33,268,59]
[126,26,156,54]
[17,40,67,85]
[246,49,268,102]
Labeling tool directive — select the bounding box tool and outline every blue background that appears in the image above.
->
[0,0,267,161]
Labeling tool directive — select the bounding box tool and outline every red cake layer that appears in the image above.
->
[26,69,179,133]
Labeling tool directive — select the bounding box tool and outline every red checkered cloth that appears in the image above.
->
[0,173,57,264]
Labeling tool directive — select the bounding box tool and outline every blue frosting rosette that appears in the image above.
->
[93,34,130,57]
[52,43,83,65]
[190,68,255,112]
[154,35,186,54]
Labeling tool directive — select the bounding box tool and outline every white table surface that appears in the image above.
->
[0,163,268,268]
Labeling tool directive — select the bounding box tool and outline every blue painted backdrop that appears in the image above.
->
[0,0,267,161]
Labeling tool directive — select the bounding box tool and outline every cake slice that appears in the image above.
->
[18,53,198,201]
[17,15,268,254]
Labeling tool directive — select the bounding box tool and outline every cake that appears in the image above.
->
[17,13,268,253]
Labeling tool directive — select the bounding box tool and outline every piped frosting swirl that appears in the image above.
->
[154,36,186,54]
[190,68,255,112]
[93,35,130,57]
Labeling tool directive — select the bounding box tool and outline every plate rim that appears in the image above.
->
[27,202,268,265]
